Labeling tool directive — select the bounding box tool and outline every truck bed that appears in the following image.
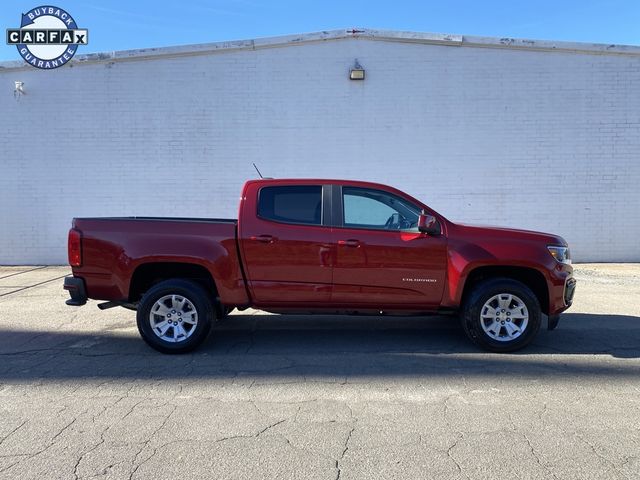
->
[71,216,248,306]
[75,216,237,224]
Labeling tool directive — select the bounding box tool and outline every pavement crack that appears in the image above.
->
[50,416,78,445]
[335,426,354,480]
[215,418,286,444]
[256,419,286,437]
[0,348,60,356]
[340,427,354,458]
[73,420,113,479]
[0,415,80,474]
[574,432,631,480]
[538,402,549,423]
[446,433,469,479]
[0,420,27,447]
[249,399,263,416]
[293,405,302,423]
[72,453,83,480]
[522,432,559,480]
[128,404,177,480]
[121,400,145,420]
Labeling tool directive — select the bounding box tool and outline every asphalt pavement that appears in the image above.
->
[0,264,639,479]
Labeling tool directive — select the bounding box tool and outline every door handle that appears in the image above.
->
[250,234,276,243]
[338,239,361,247]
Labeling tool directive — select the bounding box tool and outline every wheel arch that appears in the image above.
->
[129,262,218,304]
[460,265,549,314]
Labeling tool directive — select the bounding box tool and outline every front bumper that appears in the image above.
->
[564,277,576,306]
[547,264,575,315]
[64,276,87,306]
[547,274,575,330]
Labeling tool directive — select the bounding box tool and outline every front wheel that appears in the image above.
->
[216,305,233,320]
[136,279,215,354]
[461,278,541,353]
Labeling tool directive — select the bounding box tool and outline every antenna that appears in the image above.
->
[252,163,264,179]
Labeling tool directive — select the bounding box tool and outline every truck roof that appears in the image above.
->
[244,178,414,191]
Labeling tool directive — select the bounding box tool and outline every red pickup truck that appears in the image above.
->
[64,178,575,353]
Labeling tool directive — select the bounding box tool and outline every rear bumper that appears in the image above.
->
[64,277,87,306]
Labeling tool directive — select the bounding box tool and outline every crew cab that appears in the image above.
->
[64,179,575,353]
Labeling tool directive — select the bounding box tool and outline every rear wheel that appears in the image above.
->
[136,279,215,354]
[461,278,541,352]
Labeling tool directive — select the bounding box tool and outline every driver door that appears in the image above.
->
[331,186,447,307]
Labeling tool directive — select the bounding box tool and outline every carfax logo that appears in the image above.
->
[6,5,88,69]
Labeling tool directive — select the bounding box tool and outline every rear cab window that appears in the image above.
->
[258,185,323,225]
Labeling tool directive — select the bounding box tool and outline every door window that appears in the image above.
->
[258,186,323,225]
[342,187,420,231]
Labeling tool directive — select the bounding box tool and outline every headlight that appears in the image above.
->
[547,245,571,265]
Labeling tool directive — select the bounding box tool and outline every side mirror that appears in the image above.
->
[418,212,440,235]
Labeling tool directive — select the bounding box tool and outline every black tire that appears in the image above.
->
[461,278,541,353]
[136,279,215,354]
[216,305,233,320]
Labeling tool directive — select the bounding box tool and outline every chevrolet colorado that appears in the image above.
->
[64,179,575,353]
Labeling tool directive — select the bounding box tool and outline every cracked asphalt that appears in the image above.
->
[0,264,639,479]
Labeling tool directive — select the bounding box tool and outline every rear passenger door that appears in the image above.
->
[239,184,334,305]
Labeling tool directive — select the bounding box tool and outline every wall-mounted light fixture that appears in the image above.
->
[14,81,25,99]
[349,60,365,80]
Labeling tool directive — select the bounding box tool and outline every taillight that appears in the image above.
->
[68,228,82,267]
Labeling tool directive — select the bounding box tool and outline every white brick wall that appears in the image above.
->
[1,31,639,263]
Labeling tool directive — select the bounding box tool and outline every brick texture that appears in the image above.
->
[1,37,639,263]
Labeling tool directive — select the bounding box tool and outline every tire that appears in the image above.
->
[216,305,233,320]
[136,279,215,354]
[461,278,541,353]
